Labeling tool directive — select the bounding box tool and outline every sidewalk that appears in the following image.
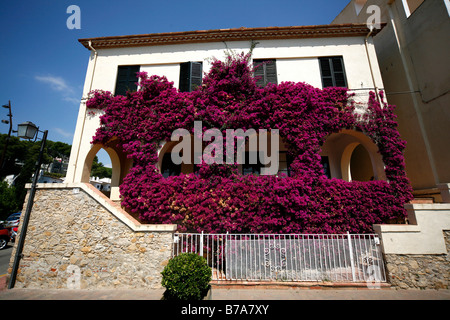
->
[1,285,449,300]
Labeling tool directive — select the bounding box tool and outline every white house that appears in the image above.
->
[65,24,387,200]
[89,176,111,192]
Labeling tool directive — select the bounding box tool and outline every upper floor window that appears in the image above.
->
[115,65,140,96]
[253,59,277,87]
[319,57,347,88]
[179,61,203,92]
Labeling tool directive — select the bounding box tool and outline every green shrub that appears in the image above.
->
[161,253,212,300]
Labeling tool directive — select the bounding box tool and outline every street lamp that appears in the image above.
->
[0,101,13,175]
[8,122,48,289]
[17,121,39,141]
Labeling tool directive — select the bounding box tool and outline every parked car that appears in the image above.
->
[0,226,10,250]
[4,212,21,228]
[10,226,18,242]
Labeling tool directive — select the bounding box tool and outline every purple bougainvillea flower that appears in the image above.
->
[86,53,413,234]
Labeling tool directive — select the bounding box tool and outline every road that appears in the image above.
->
[0,244,13,276]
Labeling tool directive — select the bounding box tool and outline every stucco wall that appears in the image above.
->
[65,36,384,186]
[7,184,176,289]
[374,196,450,289]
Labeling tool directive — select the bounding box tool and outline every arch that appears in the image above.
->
[157,137,194,176]
[156,131,290,177]
[350,144,374,181]
[321,129,386,182]
[341,142,360,181]
[81,140,133,200]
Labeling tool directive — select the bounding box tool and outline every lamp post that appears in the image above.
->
[8,121,48,289]
[0,101,13,176]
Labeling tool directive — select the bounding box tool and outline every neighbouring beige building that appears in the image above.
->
[333,0,450,201]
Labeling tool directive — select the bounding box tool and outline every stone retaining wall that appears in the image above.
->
[384,231,449,289]
[7,184,176,290]
[9,184,450,290]
[374,202,450,290]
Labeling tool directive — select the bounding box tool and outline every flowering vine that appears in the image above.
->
[87,53,413,234]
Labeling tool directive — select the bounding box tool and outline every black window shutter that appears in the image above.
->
[179,61,203,92]
[253,61,265,87]
[115,65,140,96]
[332,57,346,87]
[319,58,334,87]
[253,59,277,87]
[319,57,347,88]
[179,62,191,92]
[190,62,202,91]
[265,60,277,85]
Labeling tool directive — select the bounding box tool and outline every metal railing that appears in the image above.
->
[172,232,386,283]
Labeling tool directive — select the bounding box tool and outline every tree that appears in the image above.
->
[0,133,73,212]
[0,181,20,220]
[91,156,112,179]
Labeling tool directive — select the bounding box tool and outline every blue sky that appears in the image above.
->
[0,0,351,165]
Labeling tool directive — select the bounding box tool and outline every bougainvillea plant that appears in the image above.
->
[87,52,413,234]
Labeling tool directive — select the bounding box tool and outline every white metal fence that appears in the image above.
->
[172,233,386,283]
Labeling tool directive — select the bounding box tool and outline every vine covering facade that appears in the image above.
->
[86,53,413,234]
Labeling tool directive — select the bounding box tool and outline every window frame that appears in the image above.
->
[253,59,278,87]
[278,151,293,177]
[179,61,203,92]
[318,56,348,88]
[114,65,140,96]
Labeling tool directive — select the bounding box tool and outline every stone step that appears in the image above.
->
[410,197,434,204]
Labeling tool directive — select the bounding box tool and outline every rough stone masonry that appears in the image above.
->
[384,231,450,290]
[7,186,174,289]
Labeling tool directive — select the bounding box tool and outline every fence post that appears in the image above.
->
[347,232,356,282]
[199,231,204,257]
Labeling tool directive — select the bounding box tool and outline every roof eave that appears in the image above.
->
[78,23,386,50]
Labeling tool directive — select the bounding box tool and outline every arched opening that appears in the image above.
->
[82,140,133,200]
[350,144,374,181]
[156,132,290,177]
[321,129,386,182]
[157,138,194,177]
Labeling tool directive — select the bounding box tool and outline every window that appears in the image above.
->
[114,65,140,96]
[278,151,293,176]
[179,61,203,92]
[253,59,277,87]
[319,57,347,88]
[321,156,331,178]
[242,152,264,175]
[161,153,181,178]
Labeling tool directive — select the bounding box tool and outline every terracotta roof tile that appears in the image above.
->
[79,24,385,50]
